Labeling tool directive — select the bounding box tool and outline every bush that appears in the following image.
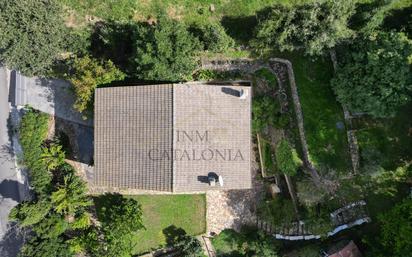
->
[19,109,51,195]
[252,95,288,133]
[0,0,66,76]
[67,55,125,115]
[275,139,302,176]
[190,22,235,53]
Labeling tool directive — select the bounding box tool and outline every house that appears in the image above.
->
[323,240,363,257]
[93,82,251,193]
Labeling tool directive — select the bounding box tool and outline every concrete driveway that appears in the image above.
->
[0,67,24,257]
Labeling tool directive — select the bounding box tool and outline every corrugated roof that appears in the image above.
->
[94,82,251,192]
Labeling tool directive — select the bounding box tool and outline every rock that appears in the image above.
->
[210,4,215,12]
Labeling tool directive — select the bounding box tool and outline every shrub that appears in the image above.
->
[253,95,287,133]
[67,55,125,115]
[275,139,302,176]
[41,144,66,171]
[19,109,51,195]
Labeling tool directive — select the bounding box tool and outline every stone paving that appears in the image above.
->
[206,151,264,234]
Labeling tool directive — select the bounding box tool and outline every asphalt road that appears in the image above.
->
[0,66,23,256]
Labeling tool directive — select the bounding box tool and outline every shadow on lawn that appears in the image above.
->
[162,225,187,246]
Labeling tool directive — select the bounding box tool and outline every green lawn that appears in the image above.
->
[61,0,294,23]
[130,194,206,254]
[277,52,351,173]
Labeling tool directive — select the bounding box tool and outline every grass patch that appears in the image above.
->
[275,52,351,173]
[126,194,206,254]
[254,68,278,88]
[62,0,288,23]
[260,137,277,176]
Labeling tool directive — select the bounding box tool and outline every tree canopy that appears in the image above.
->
[0,0,66,76]
[331,31,412,117]
[375,198,412,257]
[132,16,202,81]
[254,1,355,55]
[96,194,144,257]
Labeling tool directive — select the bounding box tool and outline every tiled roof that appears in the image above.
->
[94,85,173,191]
[94,82,251,192]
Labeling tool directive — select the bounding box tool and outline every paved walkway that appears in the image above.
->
[206,152,264,234]
[12,71,92,127]
[0,67,25,257]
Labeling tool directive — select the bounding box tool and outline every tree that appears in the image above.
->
[331,31,412,117]
[174,235,203,257]
[96,194,144,256]
[190,22,235,53]
[373,198,412,257]
[132,16,202,81]
[51,173,92,215]
[67,55,125,114]
[0,0,66,76]
[41,144,66,171]
[19,236,73,257]
[254,1,355,55]
[275,139,302,176]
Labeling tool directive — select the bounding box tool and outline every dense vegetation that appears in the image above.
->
[0,0,66,76]
[254,1,355,55]
[212,229,279,257]
[332,31,412,118]
[12,109,146,257]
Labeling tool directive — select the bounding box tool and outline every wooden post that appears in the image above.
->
[256,133,265,177]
